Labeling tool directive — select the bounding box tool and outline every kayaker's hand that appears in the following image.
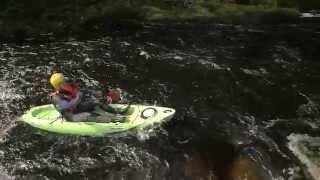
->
[77,92,83,100]
[48,91,58,97]
[106,96,112,104]
[121,99,129,104]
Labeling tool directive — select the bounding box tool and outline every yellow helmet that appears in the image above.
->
[50,73,64,89]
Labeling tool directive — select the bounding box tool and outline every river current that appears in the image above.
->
[0,22,319,180]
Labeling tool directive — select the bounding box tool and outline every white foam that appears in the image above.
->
[0,165,14,180]
[0,81,24,101]
[288,134,320,180]
[0,80,24,130]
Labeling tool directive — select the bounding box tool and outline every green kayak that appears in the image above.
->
[20,104,175,136]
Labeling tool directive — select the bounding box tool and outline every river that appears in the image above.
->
[0,21,319,180]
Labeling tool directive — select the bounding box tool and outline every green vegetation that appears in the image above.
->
[137,1,301,25]
[0,0,318,41]
[278,0,320,10]
[0,0,310,23]
[0,0,306,22]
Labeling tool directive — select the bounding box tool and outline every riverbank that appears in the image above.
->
[0,1,302,42]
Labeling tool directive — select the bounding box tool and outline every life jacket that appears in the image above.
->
[49,83,80,101]
[59,84,80,101]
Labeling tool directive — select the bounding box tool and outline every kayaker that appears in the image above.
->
[49,72,91,121]
[48,73,129,122]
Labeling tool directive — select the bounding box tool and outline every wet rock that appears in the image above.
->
[184,150,217,180]
[229,146,277,180]
[229,155,258,180]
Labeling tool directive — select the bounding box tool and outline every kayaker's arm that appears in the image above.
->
[51,92,81,114]
[67,92,82,109]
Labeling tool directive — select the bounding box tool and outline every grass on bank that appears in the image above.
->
[141,2,300,24]
[0,0,301,24]
[0,0,301,41]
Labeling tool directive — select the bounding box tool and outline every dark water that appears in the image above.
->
[0,22,320,180]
